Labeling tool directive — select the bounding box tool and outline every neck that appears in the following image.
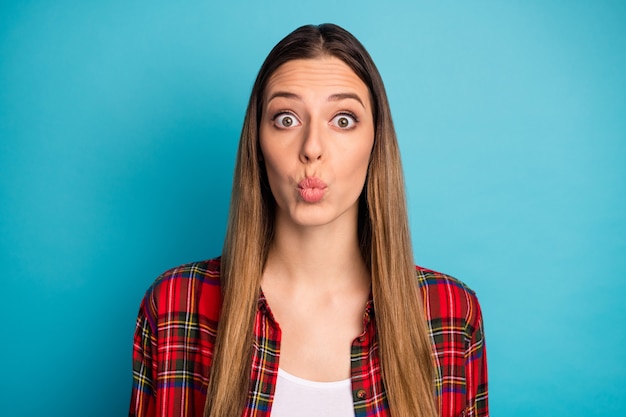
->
[263,215,369,290]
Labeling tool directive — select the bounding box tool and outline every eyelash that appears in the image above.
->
[271,111,295,121]
[270,111,359,129]
[271,111,300,129]
[337,111,358,120]
[334,112,359,124]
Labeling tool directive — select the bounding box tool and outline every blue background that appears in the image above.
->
[1,1,624,415]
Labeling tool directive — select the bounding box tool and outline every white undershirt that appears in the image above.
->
[270,368,354,417]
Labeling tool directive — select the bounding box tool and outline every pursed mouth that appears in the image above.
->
[298,176,327,190]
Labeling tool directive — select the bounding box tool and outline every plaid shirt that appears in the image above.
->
[130,258,488,417]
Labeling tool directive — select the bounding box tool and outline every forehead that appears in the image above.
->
[264,57,370,100]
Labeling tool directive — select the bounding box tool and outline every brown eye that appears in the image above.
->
[282,116,293,127]
[331,113,356,129]
[274,113,301,128]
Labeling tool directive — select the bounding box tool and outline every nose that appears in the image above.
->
[300,122,324,163]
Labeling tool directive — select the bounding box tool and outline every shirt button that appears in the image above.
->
[356,389,367,400]
[358,336,365,343]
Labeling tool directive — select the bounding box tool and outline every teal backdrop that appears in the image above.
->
[1,1,624,416]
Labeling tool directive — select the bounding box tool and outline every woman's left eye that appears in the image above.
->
[331,113,357,129]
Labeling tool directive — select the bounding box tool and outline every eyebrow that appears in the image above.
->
[267,91,366,109]
[328,93,366,109]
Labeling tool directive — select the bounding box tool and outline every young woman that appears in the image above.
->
[130,24,488,417]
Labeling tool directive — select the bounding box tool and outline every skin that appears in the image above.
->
[259,57,375,382]
[259,57,375,230]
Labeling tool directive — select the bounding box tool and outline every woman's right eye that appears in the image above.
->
[273,113,301,128]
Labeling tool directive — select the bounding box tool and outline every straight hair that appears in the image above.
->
[204,23,437,417]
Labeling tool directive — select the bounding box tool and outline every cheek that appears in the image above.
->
[341,143,373,187]
[355,136,375,172]
[259,134,278,174]
[259,128,291,177]
[262,150,288,181]
[259,145,292,205]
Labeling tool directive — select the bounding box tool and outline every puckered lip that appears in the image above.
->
[298,177,327,189]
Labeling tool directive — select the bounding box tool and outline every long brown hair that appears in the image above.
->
[204,23,437,417]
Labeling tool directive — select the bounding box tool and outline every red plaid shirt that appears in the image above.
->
[130,258,488,417]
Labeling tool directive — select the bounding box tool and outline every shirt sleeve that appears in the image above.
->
[464,298,488,416]
[129,293,158,417]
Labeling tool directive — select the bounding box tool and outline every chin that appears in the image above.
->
[290,214,335,228]
[291,205,357,229]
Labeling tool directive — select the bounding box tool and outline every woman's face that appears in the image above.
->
[259,56,375,229]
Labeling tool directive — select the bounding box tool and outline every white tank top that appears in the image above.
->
[270,368,354,416]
